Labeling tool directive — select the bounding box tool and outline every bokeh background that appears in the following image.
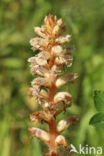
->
[0,0,104,156]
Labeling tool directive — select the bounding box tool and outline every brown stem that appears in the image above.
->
[47,46,58,155]
[48,85,57,102]
[49,117,58,155]
[48,84,58,155]
[47,81,58,155]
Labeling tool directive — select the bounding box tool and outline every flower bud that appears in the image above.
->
[57,120,68,132]
[34,27,46,38]
[57,19,62,26]
[55,135,68,147]
[44,14,56,29]
[52,19,63,35]
[52,25,60,35]
[29,128,49,142]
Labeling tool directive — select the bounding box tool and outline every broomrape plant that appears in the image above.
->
[28,14,78,156]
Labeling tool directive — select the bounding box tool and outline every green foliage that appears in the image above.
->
[94,91,104,112]
[90,91,104,128]
[90,113,104,128]
[0,0,104,155]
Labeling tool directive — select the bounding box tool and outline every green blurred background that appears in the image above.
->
[0,0,104,156]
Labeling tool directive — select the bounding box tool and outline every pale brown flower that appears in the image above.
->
[57,117,79,133]
[55,135,68,147]
[29,128,49,143]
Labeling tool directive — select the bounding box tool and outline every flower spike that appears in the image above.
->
[28,14,78,156]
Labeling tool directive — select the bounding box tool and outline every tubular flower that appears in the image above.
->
[28,14,78,156]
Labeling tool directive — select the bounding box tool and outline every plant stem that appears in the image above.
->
[48,84,58,155]
[49,117,58,151]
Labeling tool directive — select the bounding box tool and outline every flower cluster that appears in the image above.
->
[28,14,78,156]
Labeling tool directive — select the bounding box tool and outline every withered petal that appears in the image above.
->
[55,73,78,88]
[57,116,79,133]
